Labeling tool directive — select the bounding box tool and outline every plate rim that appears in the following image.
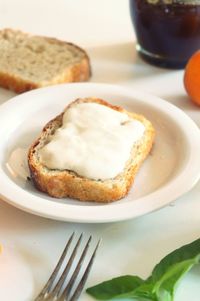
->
[0,82,200,223]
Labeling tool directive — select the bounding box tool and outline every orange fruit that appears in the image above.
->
[184,50,200,106]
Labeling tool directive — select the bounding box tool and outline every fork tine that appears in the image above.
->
[34,232,75,301]
[61,235,92,300]
[68,239,100,301]
[51,233,83,298]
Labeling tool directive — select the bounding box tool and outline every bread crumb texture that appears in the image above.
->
[28,98,155,203]
[0,29,91,93]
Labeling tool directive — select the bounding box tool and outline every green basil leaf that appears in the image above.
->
[153,256,200,301]
[86,275,144,300]
[133,283,156,300]
[150,239,200,282]
[87,238,200,301]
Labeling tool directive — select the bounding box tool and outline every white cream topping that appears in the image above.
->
[39,102,145,180]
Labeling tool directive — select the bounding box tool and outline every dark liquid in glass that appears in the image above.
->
[130,0,200,69]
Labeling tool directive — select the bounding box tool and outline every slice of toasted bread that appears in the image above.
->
[0,29,91,93]
[28,98,155,203]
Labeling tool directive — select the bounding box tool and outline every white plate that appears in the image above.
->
[0,83,200,223]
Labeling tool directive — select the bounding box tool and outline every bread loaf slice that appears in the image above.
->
[28,98,155,203]
[0,29,91,93]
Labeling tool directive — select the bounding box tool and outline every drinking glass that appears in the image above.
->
[130,0,200,69]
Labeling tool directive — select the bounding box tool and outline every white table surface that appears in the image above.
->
[0,1,200,300]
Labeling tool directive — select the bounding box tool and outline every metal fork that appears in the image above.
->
[34,233,100,301]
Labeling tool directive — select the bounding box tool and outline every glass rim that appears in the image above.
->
[146,0,200,4]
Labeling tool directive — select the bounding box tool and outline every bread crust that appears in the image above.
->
[28,98,155,203]
[0,29,91,93]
